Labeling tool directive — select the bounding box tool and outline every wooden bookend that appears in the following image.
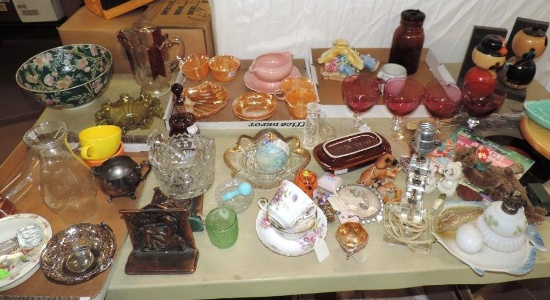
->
[457,26,507,87]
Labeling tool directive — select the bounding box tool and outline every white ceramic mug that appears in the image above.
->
[257,180,316,231]
[377,63,407,94]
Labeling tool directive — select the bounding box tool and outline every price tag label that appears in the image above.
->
[476,148,489,162]
[314,238,329,262]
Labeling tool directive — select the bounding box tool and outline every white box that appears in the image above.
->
[13,0,64,22]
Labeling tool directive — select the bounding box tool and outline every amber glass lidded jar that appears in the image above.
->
[389,9,426,75]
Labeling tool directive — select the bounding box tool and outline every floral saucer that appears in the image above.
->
[432,200,547,276]
[0,214,52,292]
[244,67,301,94]
[256,206,327,256]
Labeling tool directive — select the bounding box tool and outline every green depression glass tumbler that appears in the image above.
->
[205,207,239,249]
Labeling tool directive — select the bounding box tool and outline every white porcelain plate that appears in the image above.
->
[432,201,546,276]
[256,206,327,256]
[0,213,52,292]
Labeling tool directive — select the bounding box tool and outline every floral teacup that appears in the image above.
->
[258,180,316,233]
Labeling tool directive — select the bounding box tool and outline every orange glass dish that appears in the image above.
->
[181,54,210,81]
[285,88,318,119]
[275,76,315,100]
[280,76,315,93]
[184,81,229,119]
[209,55,241,82]
[232,92,277,121]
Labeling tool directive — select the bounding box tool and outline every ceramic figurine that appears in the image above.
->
[318,39,364,81]
[357,153,400,187]
[501,26,548,90]
[424,162,440,194]
[437,161,462,196]
[378,181,403,203]
[463,34,508,87]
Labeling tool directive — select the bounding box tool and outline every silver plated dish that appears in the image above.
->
[40,223,116,284]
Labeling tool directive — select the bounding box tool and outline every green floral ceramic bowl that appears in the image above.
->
[15,44,113,110]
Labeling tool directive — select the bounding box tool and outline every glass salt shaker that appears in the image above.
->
[303,102,321,149]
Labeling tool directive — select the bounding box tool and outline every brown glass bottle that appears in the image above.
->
[389,9,426,75]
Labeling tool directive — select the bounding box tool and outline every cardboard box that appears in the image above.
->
[58,5,214,74]
[136,0,215,57]
[13,0,64,22]
[0,0,21,22]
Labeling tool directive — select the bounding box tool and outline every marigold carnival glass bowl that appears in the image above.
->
[95,92,163,134]
[15,44,113,110]
[232,92,277,121]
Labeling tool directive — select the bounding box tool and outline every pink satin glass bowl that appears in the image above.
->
[248,51,294,82]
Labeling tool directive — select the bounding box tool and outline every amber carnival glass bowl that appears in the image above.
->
[15,44,113,110]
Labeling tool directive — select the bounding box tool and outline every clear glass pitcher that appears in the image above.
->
[22,121,97,223]
[118,25,185,97]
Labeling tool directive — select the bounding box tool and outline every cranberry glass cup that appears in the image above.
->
[462,81,506,131]
[424,79,463,132]
[342,74,380,133]
[384,77,424,140]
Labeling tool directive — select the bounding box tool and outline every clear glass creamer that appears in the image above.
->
[22,121,97,223]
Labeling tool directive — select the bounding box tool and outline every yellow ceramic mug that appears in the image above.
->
[79,125,122,161]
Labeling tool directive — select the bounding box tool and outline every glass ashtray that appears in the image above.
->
[223,129,311,189]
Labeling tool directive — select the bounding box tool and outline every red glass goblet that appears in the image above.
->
[384,77,424,140]
[342,74,380,133]
[462,81,507,131]
[424,79,463,131]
